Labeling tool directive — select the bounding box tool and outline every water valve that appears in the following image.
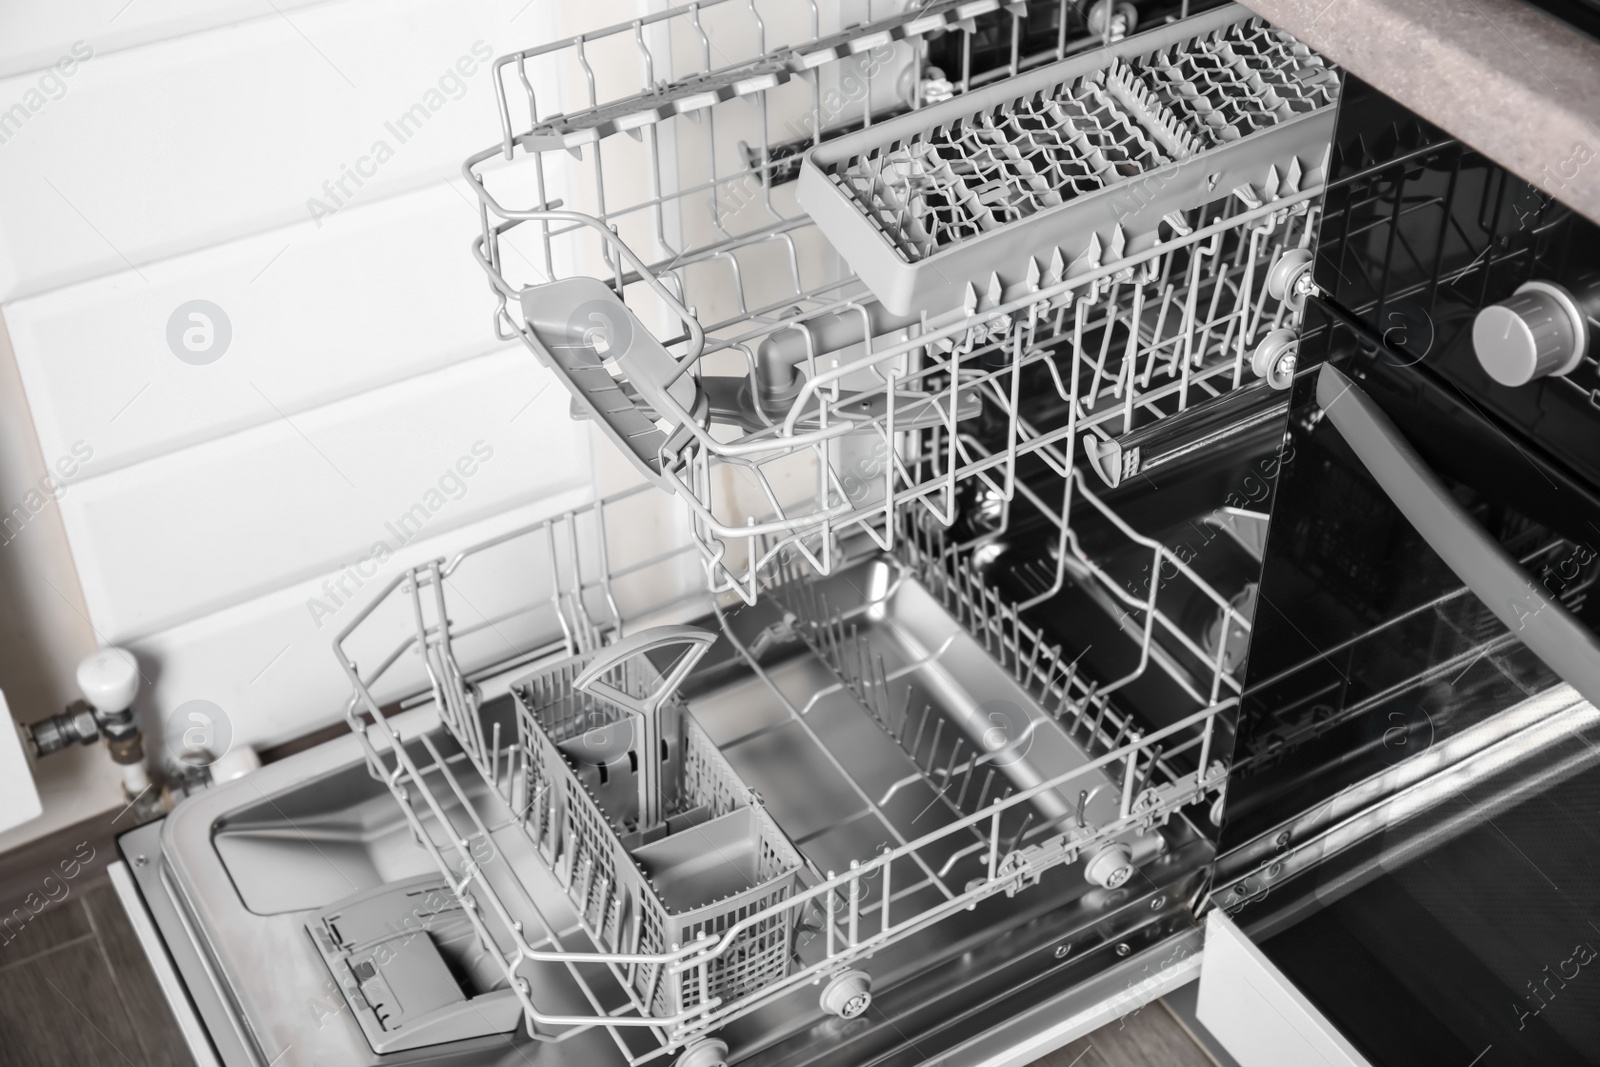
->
[25,648,149,799]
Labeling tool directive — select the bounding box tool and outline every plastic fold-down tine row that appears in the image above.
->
[1135,16,1340,146]
[852,72,1176,260]
[506,0,1021,153]
[797,3,1340,315]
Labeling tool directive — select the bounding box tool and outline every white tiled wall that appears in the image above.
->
[0,0,667,828]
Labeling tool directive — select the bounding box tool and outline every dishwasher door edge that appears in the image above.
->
[1197,910,1370,1067]
[108,857,228,1067]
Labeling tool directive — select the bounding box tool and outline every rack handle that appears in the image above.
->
[1316,363,1600,709]
[572,625,718,715]
[573,625,716,833]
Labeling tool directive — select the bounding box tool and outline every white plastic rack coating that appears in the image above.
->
[463,2,1330,600]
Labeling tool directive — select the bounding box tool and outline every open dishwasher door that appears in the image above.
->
[1203,70,1600,1067]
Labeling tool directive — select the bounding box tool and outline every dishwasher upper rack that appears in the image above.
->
[330,488,1237,1062]
[461,3,1328,602]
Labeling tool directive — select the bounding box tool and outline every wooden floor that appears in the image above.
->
[1032,1001,1221,1067]
[0,876,192,1067]
[0,873,1217,1067]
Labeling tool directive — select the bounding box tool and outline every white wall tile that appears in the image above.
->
[0,0,546,300]
[59,346,589,642]
[5,178,533,479]
[0,1,327,79]
[126,471,700,752]
[125,483,594,752]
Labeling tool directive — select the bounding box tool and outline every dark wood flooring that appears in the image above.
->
[0,876,192,1067]
[0,873,1215,1067]
[1034,999,1221,1067]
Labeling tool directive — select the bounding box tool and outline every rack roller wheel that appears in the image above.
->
[677,1037,730,1067]
[1251,329,1299,391]
[1084,844,1136,889]
[1266,248,1316,310]
[1087,0,1138,38]
[820,970,873,1019]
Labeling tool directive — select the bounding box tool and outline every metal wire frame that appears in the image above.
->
[466,159,1317,602]
[460,0,1140,352]
[340,668,1231,1060]
[651,189,1320,602]
[329,488,712,1060]
[767,516,1230,833]
[332,485,697,783]
[459,2,1320,597]
[330,490,1235,1059]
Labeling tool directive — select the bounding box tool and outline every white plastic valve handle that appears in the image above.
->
[76,647,140,714]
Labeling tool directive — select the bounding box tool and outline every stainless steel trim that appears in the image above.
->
[107,860,224,1067]
[1217,685,1600,934]
[1216,682,1590,883]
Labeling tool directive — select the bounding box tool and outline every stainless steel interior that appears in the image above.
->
[136,546,1215,1064]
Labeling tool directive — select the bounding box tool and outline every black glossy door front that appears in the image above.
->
[1215,73,1600,1067]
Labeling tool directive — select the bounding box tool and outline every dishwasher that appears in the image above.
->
[105,1,1600,1065]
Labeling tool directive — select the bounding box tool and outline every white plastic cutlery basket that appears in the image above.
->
[796,6,1339,313]
[513,627,805,1018]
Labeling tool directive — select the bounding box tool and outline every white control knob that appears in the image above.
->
[76,647,139,715]
[1472,281,1587,387]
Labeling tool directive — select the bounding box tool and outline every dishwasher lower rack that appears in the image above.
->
[461,1,1329,601]
[330,485,1236,1063]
